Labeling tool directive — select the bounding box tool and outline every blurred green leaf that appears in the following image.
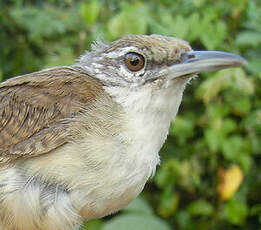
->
[205,128,223,153]
[80,0,101,26]
[10,7,66,42]
[175,211,194,230]
[123,197,153,214]
[108,2,149,39]
[236,31,261,47]
[247,59,261,79]
[43,44,75,67]
[154,162,175,188]
[250,204,261,216]
[196,69,254,104]
[82,219,102,230]
[170,15,190,38]
[0,70,3,82]
[158,186,179,218]
[224,198,248,225]
[231,97,251,116]
[170,117,195,145]
[251,203,261,224]
[236,153,252,173]
[201,19,227,50]
[186,199,214,216]
[187,13,201,40]
[221,136,245,160]
[102,213,171,230]
[150,7,189,37]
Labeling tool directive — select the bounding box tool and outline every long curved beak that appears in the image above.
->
[165,51,247,80]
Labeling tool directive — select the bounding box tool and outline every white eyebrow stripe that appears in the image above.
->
[103,47,139,59]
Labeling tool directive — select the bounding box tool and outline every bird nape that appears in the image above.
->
[0,34,246,230]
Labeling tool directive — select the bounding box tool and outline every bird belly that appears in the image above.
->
[0,132,153,227]
[78,171,148,220]
[66,135,153,220]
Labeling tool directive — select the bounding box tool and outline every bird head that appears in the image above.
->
[77,34,246,91]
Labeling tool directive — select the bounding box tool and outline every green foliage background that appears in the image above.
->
[0,0,260,229]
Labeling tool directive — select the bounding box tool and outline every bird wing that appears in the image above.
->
[0,66,103,163]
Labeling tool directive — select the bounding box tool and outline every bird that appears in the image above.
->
[0,34,246,230]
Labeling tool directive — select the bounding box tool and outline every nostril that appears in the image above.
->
[187,54,195,59]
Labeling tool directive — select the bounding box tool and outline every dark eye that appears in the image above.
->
[124,52,145,72]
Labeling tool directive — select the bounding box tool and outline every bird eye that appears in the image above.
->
[124,52,145,72]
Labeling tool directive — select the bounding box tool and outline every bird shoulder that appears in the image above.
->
[0,66,104,163]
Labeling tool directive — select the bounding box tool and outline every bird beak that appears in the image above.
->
[165,51,247,80]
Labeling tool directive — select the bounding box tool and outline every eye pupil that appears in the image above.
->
[130,57,140,66]
[124,52,145,72]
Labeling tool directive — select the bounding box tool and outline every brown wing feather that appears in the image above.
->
[0,66,103,163]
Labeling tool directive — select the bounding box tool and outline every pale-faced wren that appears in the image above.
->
[0,34,246,230]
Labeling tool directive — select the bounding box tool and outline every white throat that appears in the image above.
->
[104,80,187,177]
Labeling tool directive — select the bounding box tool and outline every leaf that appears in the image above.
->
[0,69,3,82]
[43,44,75,67]
[80,0,101,26]
[195,73,223,104]
[221,136,245,161]
[205,128,224,153]
[158,187,179,218]
[200,16,227,49]
[154,159,194,191]
[102,213,171,230]
[123,197,153,215]
[186,199,214,216]
[236,31,261,47]
[82,219,103,230]
[187,13,202,41]
[230,69,255,95]
[236,153,252,173]
[175,211,192,229]
[149,7,189,38]
[108,2,149,39]
[196,69,254,104]
[221,119,237,134]
[247,59,261,79]
[170,116,195,145]
[170,15,190,38]
[218,165,243,201]
[243,110,261,134]
[10,7,66,42]
[224,198,248,225]
[207,104,230,120]
[250,204,261,216]
[230,97,251,116]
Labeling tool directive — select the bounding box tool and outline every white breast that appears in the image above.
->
[73,82,187,219]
